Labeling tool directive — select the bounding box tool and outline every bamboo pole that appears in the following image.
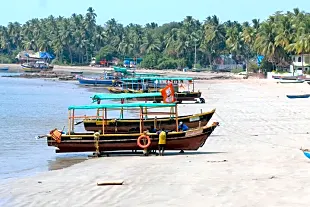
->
[175,105,179,132]
[71,109,75,133]
[139,107,142,134]
[102,108,105,135]
[68,110,71,135]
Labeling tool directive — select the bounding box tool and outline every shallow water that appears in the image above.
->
[0,73,135,180]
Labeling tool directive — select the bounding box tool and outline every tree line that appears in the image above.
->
[0,7,309,70]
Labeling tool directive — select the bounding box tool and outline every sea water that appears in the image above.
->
[0,73,133,180]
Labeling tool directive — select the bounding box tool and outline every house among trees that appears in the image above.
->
[291,54,310,74]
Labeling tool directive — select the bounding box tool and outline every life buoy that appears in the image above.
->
[137,135,151,149]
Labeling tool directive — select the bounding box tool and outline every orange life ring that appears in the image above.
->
[137,135,151,149]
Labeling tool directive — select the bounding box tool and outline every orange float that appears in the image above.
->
[137,135,151,149]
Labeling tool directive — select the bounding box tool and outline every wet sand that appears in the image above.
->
[1,79,310,206]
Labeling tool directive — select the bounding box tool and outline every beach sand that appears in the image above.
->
[1,79,310,206]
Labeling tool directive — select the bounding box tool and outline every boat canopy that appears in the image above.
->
[134,73,161,77]
[121,77,193,81]
[68,103,176,110]
[114,67,128,74]
[91,92,162,101]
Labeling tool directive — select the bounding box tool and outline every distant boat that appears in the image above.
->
[278,79,305,84]
[286,94,310,99]
[0,66,9,71]
[21,61,53,72]
[70,71,83,75]
[77,76,115,85]
[272,75,306,80]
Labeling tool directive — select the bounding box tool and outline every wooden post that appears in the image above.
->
[68,110,71,135]
[96,109,99,118]
[144,107,148,119]
[139,107,142,134]
[71,109,75,133]
[175,105,179,132]
[102,108,105,135]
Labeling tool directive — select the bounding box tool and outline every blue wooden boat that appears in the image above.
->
[286,94,310,99]
[0,66,9,71]
[303,151,310,159]
[77,76,115,85]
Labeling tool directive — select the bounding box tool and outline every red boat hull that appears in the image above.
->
[47,123,219,153]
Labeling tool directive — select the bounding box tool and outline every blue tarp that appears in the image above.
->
[39,52,54,59]
[257,55,264,66]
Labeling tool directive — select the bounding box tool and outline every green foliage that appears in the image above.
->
[157,58,179,69]
[0,7,309,70]
[247,61,258,72]
[231,68,244,74]
[140,53,158,68]
[95,46,117,62]
[194,63,202,69]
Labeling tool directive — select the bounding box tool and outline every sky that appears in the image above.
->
[0,0,309,26]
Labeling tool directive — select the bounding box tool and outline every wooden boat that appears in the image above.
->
[109,76,203,103]
[0,66,9,71]
[272,75,306,80]
[77,76,116,85]
[303,151,310,159]
[45,103,219,153]
[286,94,310,99]
[87,93,212,132]
[70,71,83,75]
[278,79,305,84]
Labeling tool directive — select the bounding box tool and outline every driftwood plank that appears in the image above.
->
[97,181,124,186]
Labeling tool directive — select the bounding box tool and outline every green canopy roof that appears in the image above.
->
[114,67,128,74]
[134,73,161,77]
[121,77,193,81]
[68,103,175,110]
[92,92,162,101]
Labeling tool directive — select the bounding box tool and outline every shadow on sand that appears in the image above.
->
[47,151,227,171]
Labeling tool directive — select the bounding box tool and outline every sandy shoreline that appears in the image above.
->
[2,78,310,206]
[0,63,243,80]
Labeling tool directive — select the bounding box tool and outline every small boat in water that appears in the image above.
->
[286,94,310,99]
[0,66,9,71]
[77,76,117,86]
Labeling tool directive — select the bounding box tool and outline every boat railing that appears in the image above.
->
[67,103,180,135]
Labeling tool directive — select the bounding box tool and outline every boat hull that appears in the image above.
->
[0,67,9,71]
[47,122,219,153]
[286,94,310,99]
[83,109,215,132]
[77,77,114,85]
[107,88,202,102]
[278,80,305,83]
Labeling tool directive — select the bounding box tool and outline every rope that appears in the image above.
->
[214,112,307,151]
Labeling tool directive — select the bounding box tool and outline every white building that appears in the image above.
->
[291,54,310,73]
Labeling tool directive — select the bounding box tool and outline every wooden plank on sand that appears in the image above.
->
[97,181,124,186]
